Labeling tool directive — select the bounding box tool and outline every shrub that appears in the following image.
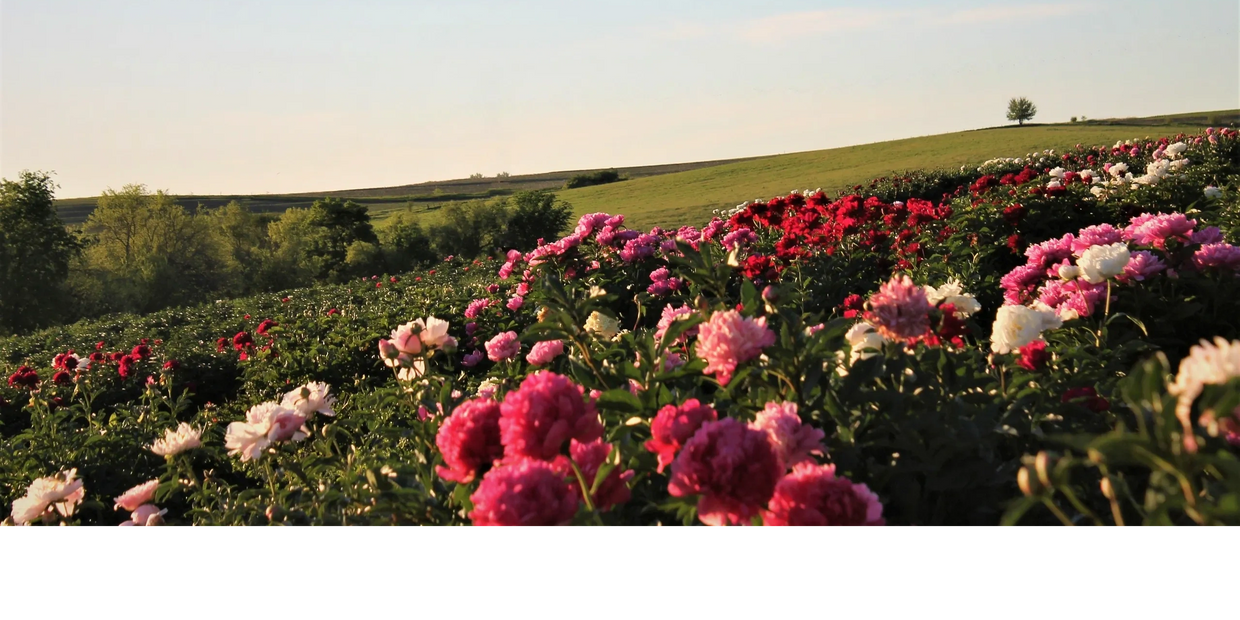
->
[564,169,624,189]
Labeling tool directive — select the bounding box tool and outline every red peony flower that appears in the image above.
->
[499,371,603,461]
[117,355,137,379]
[764,463,885,526]
[256,319,278,337]
[570,439,633,511]
[7,366,40,390]
[51,371,72,385]
[469,459,578,526]
[645,399,719,473]
[435,397,504,484]
[1062,387,1110,412]
[216,337,228,352]
[232,331,254,351]
[131,344,151,360]
[1016,340,1050,371]
[839,294,865,319]
[162,360,180,372]
[668,418,783,526]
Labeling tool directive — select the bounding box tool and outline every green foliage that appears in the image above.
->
[497,190,573,252]
[564,168,624,189]
[0,171,81,335]
[1007,97,1038,125]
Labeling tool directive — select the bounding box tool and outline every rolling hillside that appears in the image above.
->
[54,110,1237,230]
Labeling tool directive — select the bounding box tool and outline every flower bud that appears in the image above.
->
[1100,477,1115,500]
[1017,466,1041,497]
[1035,451,1053,488]
[378,339,400,360]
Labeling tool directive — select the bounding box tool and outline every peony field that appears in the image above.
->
[5,128,1240,527]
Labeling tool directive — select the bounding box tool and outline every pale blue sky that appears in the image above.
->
[2,0,1237,198]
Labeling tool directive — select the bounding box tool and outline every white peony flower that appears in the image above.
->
[1048,167,1065,178]
[150,422,202,456]
[1169,158,1189,171]
[419,316,452,348]
[1078,243,1131,284]
[924,279,981,316]
[584,311,620,339]
[589,286,607,298]
[1204,186,1223,200]
[1058,264,1081,281]
[1108,163,1129,178]
[845,322,886,364]
[990,304,1062,354]
[224,421,272,462]
[1164,142,1188,158]
[281,381,336,418]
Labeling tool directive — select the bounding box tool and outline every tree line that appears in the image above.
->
[0,171,571,335]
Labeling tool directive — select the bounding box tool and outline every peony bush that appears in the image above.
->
[3,128,1240,525]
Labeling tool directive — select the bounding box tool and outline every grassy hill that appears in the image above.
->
[55,110,1237,229]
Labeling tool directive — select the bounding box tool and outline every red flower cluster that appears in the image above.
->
[7,366,40,390]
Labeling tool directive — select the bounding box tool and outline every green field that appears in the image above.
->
[54,109,1237,230]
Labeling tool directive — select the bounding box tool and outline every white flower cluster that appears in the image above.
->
[990,303,1062,355]
[924,279,982,316]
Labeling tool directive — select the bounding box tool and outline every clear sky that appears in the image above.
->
[2,0,1237,198]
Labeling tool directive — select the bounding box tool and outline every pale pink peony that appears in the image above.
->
[388,321,424,355]
[435,398,504,484]
[150,422,202,456]
[764,463,885,526]
[656,304,698,344]
[667,418,783,526]
[526,340,564,366]
[469,459,578,526]
[114,479,160,512]
[281,381,336,418]
[499,371,603,461]
[694,310,775,386]
[11,469,85,525]
[751,401,826,469]
[864,274,933,342]
[485,331,521,362]
[570,439,633,511]
[644,399,719,473]
[121,504,168,526]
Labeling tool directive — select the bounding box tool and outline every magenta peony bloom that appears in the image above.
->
[435,398,504,484]
[499,371,603,461]
[570,439,633,511]
[1191,226,1225,245]
[485,331,521,362]
[764,463,885,526]
[751,401,826,468]
[667,418,783,526]
[469,459,578,526]
[864,274,933,342]
[694,310,775,386]
[1016,339,1051,371]
[1025,234,1075,269]
[1117,250,1167,283]
[464,298,492,320]
[644,399,719,473]
[1191,243,1240,271]
[526,340,564,366]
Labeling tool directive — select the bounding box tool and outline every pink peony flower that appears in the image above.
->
[461,349,485,368]
[435,398,504,484]
[667,418,783,526]
[764,463,885,526]
[1191,243,1240,271]
[1071,224,1123,256]
[1117,250,1167,283]
[644,399,718,473]
[469,459,578,526]
[864,274,933,342]
[1025,235,1075,269]
[526,340,564,366]
[114,479,160,512]
[656,304,698,344]
[388,322,423,355]
[506,295,524,311]
[464,298,492,320]
[1191,226,1225,245]
[694,310,776,386]
[499,371,603,461]
[1123,213,1197,250]
[485,331,521,362]
[751,402,826,468]
[570,439,633,511]
[123,504,168,526]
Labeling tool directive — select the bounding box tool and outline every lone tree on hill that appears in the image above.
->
[1007,97,1037,126]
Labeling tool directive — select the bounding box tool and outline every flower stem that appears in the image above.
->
[568,460,596,513]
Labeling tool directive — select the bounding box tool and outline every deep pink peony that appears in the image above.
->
[526,340,564,366]
[694,310,775,386]
[469,459,578,526]
[1123,213,1196,250]
[644,399,719,473]
[1191,243,1240,271]
[435,397,504,484]
[1070,224,1123,256]
[667,418,783,526]
[864,274,933,342]
[1117,250,1167,283]
[751,401,825,469]
[499,371,603,461]
[485,331,521,362]
[570,439,633,511]
[764,463,885,526]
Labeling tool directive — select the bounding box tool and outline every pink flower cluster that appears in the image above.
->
[647,267,683,296]
[863,274,933,342]
[694,310,776,386]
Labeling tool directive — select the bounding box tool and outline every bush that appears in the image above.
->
[564,169,624,189]
[0,171,80,335]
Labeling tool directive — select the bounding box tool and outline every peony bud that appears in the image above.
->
[1035,451,1053,488]
[1017,467,1041,497]
[378,339,400,360]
